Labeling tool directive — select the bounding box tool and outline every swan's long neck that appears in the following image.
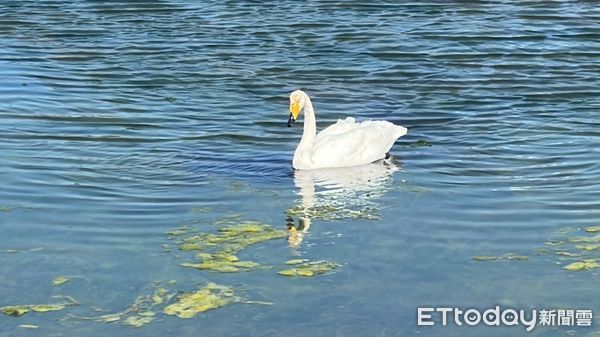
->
[300,95,316,146]
[293,94,317,169]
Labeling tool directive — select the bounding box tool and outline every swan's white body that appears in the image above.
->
[288,90,407,170]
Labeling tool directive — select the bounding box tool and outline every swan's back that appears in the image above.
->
[314,117,359,142]
[311,119,407,169]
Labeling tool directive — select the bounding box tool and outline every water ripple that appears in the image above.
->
[0,2,598,334]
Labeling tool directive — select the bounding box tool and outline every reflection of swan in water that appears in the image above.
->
[287,216,310,247]
[289,160,400,223]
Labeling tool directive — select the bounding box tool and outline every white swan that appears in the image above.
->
[287,90,407,170]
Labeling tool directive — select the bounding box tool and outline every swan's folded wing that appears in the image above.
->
[311,121,407,168]
[314,117,357,143]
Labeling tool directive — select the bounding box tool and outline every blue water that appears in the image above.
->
[1,1,599,336]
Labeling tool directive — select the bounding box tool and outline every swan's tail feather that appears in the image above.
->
[394,125,408,139]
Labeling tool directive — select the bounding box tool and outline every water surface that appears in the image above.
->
[1,1,599,336]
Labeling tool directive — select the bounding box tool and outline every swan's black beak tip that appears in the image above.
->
[287,114,295,127]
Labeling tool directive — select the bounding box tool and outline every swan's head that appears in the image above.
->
[287,90,306,127]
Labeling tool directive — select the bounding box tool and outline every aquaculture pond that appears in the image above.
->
[0,1,599,337]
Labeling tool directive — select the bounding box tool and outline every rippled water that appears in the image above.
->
[1,1,599,336]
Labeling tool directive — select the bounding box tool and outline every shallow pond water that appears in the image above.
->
[1,1,599,336]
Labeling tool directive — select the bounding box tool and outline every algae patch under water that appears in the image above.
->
[585,226,600,233]
[179,222,287,253]
[0,296,79,317]
[52,276,71,286]
[176,222,286,273]
[69,284,175,328]
[278,260,340,277]
[122,312,156,328]
[407,139,432,148]
[475,227,600,273]
[569,234,600,244]
[472,253,529,262]
[542,227,600,272]
[563,259,599,272]
[574,244,600,252]
[174,219,342,276]
[66,218,340,329]
[81,282,267,326]
[182,252,261,273]
[115,286,173,327]
[163,283,239,319]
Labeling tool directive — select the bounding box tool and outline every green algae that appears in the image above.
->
[542,225,600,271]
[569,235,600,243]
[409,140,432,148]
[555,251,581,257]
[62,219,331,328]
[152,288,169,305]
[79,282,264,325]
[285,259,308,265]
[473,256,499,261]
[182,263,238,273]
[179,222,287,254]
[123,286,174,320]
[473,253,528,262]
[182,252,261,273]
[94,313,121,323]
[30,304,66,312]
[163,283,238,319]
[72,284,174,328]
[1,306,30,317]
[166,227,190,236]
[563,259,599,271]
[213,213,243,225]
[179,242,205,251]
[52,276,70,286]
[176,217,332,275]
[505,255,529,261]
[278,260,340,277]
[0,296,78,317]
[483,226,600,272]
[123,312,155,328]
[585,226,600,233]
[575,244,600,252]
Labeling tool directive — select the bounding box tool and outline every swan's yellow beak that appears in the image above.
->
[288,102,300,127]
[290,102,300,119]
